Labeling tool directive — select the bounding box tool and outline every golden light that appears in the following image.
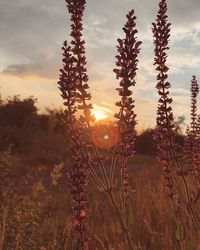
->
[91,104,112,121]
[92,109,108,121]
[92,125,119,149]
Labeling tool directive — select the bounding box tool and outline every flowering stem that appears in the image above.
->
[110,140,120,187]
[153,0,200,232]
[107,190,135,250]
[60,1,139,248]
[113,9,141,232]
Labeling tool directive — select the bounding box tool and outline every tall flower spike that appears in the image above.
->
[66,0,110,189]
[67,148,89,249]
[114,9,141,222]
[58,41,76,128]
[65,0,93,123]
[153,1,200,232]
[152,0,175,199]
[58,4,91,247]
[114,9,142,158]
[190,75,199,133]
[188,76,200,181]
[58,41,89,249]
[152,0,174,133]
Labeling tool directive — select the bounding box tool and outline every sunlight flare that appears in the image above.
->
[92,104,113,121]
[92,109,108,121]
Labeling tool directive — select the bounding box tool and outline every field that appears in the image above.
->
[1,0,200,249]
[1,149,200,249]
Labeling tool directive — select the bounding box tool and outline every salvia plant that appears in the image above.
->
[152,0,175,203]
[152,0,200,239]
[188,76,200,181]
[58,0,200,248]
[113,9,142,228]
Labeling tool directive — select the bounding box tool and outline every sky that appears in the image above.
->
[0,0,200,129]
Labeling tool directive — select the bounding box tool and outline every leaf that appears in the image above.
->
[128,9,134,17]
[135,41,142,50]
[117,38,123,47]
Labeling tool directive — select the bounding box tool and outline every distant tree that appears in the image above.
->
[46,108,67,134]
[0,95,37,128]
[135,129,157,155]
[0,96,38,151]
[0,95,70,164]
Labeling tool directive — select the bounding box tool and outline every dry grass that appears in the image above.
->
[1,154,199,249]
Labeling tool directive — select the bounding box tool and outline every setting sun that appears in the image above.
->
[91,104,113,121]
[92,109,108,121]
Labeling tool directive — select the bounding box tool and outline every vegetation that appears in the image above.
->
[0,0,200,249]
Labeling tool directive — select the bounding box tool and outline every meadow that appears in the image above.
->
[1,0,200,249]
[0,96,199,249]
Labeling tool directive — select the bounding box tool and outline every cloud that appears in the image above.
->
[2,54,60,79]
[171,88,190,97]
[169,0,200,26]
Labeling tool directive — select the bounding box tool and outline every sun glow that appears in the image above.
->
[91,103,113,121]
[92,109,108,121]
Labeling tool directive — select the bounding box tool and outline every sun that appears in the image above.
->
[92,109,108,121]
[91,103,113,121]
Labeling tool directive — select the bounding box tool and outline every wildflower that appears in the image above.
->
[58,1,92,247]
[185,76,200,180]
[153,0,200,232]
[190,76,199,133]
[65,0,93,124]
[152,0,175,198]
[67,148,89,249]
[114,9,141,221]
